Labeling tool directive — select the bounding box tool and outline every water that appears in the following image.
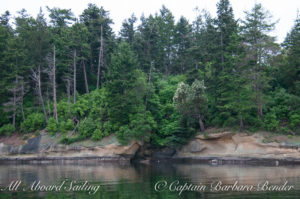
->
[0,162,300,198]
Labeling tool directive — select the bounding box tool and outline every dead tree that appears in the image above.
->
[18,76,26,122]
[46,46,58,121]
[45,87,51,116]
[73,49,77,103]
[82,60,89,94]
[63,75,72,116]
[96,23,104,89]
[53,46,58,121]
[145,61,154,110]
[31,66,48,122]
[7,76,18,128]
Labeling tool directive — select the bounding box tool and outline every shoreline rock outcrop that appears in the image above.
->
[0,133,141,163]
[1,131,300,165]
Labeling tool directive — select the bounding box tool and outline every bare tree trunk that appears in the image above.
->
[257,61,263,118]
[89,44,93,72]
[46,88,51,115]
[145,61,153,110]
[97,24,104,89]
[53,45,58,121]
[253,30,263,118]
[240,115,244,131]
[82,60,89,94]
[73,49,77,104]
[198,114,205,132]
[12,76,17,128]
[66,79,71,116]
[38,65,48,122]
[20,79,25,122]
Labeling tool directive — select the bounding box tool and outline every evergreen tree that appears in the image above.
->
[120,14,137,46]
[213,0,239,126]
[281,15,300,95]
[106,42,155,142]
[80,4,115,88]
[156,6,176,74]
[174,16,193,74]
[241,3,278,118]
[135,14,160,72]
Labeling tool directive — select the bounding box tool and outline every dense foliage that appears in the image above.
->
[0,0,299,146]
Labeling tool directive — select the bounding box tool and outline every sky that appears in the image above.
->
[1,0,299,43]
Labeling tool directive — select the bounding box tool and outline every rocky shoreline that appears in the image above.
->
[1,132,300,165]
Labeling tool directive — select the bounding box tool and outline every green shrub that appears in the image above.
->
[103,121,113,136]
[91,129,103,141]
[20,113,45,133]
[57,100,70,120]
[46,117,58,135]
[264,111,279,132]
[288,135,293,139]
[59,121,66,134]
[279,127,290,134]
[60,135,85,145]
[0,124,15,136]
[65,119,74,130]
[59,119,74,134]
[116,125,132,144]
[78,118,96,138]
[72,95,90,117]
[290,113,300,130]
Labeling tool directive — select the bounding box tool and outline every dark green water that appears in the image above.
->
[0,162,300,199]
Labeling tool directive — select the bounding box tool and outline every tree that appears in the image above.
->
[69,20,90,95]
[48,7,76,120]
[174,16,193,73]
[120,14,137,46]
[106,42,155,142]
[281,15,300,95]
[216,0,237,69]
[156,6,175,74]
[47,7,74,29]
[241,3,278,118]
[80,4,114,88]
[14,9,50,122]
[213,0,240,126]
[135,14,160,72]
[173,80,207,132]
[45,45,58,121]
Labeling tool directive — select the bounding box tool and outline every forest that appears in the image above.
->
[0,0,299,147]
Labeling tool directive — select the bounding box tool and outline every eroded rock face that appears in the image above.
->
[176,132,300,159]
[0,133,141,161]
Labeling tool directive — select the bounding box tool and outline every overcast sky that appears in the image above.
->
[1,0,299,43]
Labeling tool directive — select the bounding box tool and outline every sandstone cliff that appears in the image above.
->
[0,133,140,163]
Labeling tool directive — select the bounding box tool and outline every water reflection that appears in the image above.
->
[0,163,300,198]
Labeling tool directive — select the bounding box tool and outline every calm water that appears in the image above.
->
[0,162,300,198]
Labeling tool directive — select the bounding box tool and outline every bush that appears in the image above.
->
[116,125,132,144]
[290,113,300,130]
[91,129,103,141]
[65,119,75,130]
[0,124,15,136]
[78,118,96,138]
[60,135,85,145]
[20,113,45,133]
[279,127,290,134]
[59,119,75,134]
[264,111,279,132]
[57,100,70,120]
[103,121,113,136]
[72,95,90,117]
[46,117,58,135]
